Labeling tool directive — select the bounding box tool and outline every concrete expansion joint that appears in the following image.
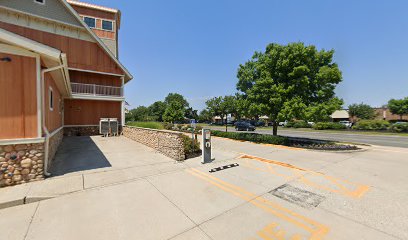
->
[319,206,404,240]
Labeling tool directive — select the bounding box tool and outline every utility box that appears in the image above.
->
[110,118,119,136]
[99,118,110,137]
[202,128,212,164]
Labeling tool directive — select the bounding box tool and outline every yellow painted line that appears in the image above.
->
[238,154,370,199]
[186,168,329,239]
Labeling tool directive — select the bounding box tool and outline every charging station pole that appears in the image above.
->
[202,129,212,164]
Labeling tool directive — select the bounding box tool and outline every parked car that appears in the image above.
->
[338,120,352,128]
[235,122,256,131]
[279,121,288,127]
[394,121,407,125]
[307,121,315,126]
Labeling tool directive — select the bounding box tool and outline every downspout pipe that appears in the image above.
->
[41,65,64,177]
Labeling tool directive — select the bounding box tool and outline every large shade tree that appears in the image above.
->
[237,42,343,135]
[388,97,408,120]
[348,103,376,121]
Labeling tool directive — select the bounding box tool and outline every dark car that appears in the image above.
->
[235,122,256,131]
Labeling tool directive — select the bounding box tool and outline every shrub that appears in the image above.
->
[389,122,408,133]
[211,130,289,145]
[163,122,174,130]
[352,120,390,131]
[313,122,347,130]
[286,120,311,128]
[181,135,201,155]
[127,121,164,130]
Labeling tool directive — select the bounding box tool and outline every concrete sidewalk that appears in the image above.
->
[1,136,407,240]
[0,136,188,210]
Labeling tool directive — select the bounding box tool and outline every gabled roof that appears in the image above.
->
[331,110,349,119]
[0,28,61,60]
[59,0,132,82]
[67,0,118,13]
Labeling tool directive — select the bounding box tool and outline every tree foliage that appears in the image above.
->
[126,93,196,123]
[148,101,166,122]
[198,109,212,122]
[237,42,343,135]
[162,101,185,123]
[388,97,408,120]
[348,103,376,121]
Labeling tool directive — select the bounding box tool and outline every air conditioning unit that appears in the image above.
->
[99,118,110,137]
[109,118,119,136]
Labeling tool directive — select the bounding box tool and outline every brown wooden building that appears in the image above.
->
[0,0,132,181]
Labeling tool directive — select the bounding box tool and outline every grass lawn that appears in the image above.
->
[126,121,164,130]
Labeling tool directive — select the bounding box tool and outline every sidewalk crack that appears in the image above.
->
[23,202,40,240]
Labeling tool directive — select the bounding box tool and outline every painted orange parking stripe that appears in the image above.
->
[186,168,329,239]
[238,154,370,199]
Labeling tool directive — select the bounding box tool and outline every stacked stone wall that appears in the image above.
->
[0,143,45,187]
[123,126,185,161]
[48,128,63,169]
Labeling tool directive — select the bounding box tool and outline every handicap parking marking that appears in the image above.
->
[186,168,330,240]
[238,154,370,199]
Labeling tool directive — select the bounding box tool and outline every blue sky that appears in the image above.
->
[87,0,408,110]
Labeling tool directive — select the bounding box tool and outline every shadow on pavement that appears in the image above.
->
[49,136,111,176]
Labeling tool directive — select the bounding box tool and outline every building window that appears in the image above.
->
[102,20,113,31]
[34,0,45,5]
[84,17,96,28]
[49,87,54,111]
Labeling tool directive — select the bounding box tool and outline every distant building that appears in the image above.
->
[330,110,350,122]
[373,107,408,122]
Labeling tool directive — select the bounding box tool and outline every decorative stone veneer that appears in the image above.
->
[64,126,99,136]
[47,128,63,169]
[0,143,45,187]
[0,128,64,188]
[64,126,123,136]
[123,126,185,161]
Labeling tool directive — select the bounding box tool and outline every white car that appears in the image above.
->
[339,120,352,128]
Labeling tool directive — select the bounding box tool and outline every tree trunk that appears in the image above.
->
[272,121,278,136]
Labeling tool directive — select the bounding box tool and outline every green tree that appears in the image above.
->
[388,97,408,120]
[348,103,376,121]
[185,107,198,120]
[164,93,189,109]
[237,42,342,135]
[129,106,150,122]
[148,101,166,122]
[305,98,343,122]
[162,101,185,123]
[198,109,212,123]
[206,96,223,124]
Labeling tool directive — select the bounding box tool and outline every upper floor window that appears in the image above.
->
[34,0,45,5]
[84,17,96,28]
[102,20,113,31]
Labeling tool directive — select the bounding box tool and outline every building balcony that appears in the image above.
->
[71,82,123,98]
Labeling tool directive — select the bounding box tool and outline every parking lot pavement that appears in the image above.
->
[1,137,407,240]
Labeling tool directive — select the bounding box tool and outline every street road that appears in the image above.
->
[208,126,408,148]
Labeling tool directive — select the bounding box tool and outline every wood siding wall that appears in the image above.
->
[0,22,123,75]
[44,73,63,132]
[0,53,38,139]
[69,70,122,87]
[64,99,121,125]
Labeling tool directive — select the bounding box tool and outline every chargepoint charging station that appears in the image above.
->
[202,129,212,164]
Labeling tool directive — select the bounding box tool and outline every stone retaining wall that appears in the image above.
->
[47,128,63,170]
[64,126,123,136]
[123,126,185,161]
[0,143,45,187]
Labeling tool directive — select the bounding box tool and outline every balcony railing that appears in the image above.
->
[71,82,123,97]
